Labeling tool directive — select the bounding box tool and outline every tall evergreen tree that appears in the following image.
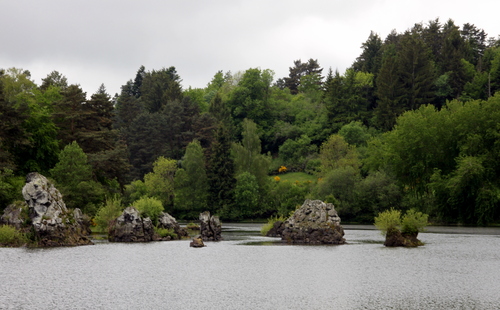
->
[374,45,404,131]
[397,31,436,110]
[353,31,383,75]
[207,124,235,215]
[283,59,323,94]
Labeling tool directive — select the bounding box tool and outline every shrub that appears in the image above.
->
[94,195,124,233]
[0,225,28,247]
[133,196,164,224]
[186,222,200,230]
[401,209,429,234]
[374,208,429,236]
[154,227,178,239]
[374,209,401,235]
[261,215,287,236]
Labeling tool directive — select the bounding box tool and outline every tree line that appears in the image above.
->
[1,18,500,224]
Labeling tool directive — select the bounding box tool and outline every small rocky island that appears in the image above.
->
[199,211,222,241]
[109,207,188,242]
[269,199,345,245]
[0,172,93,247]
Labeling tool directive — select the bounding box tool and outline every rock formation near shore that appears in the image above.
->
[384,229,423,247]
[108,206,155,242]
[199,211,222,241]
[281,199,345,244]
[157,212,188,239]
[22,172,93,247]
[266,220,285,237]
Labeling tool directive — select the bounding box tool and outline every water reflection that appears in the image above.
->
[1,224,499,309]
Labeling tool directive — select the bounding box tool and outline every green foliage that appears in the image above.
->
[94,195,124,233]
[0,225,28,247]
[338,121,372,147]
[154,227,177,239]
[278,134,317,171]
[144,156,177,212]
[401,209,429,234]
[375,208,429,236]
[319,134,360,174]
[260,214,287,236]
[269,179,311,216]
[50,141,105,215]
[374,209,401,235]
[174,140,209,217]
[133,196,164,224]
[353,170,402,223]
[314,166,361,219]
[229,172,260,220]
[207,124,235,214]
[123,179,148,206]
[0,169,24,212]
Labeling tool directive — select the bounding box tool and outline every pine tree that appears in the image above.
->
[397,31,436,110]
[374,45,404,131]
[207,124,235,214]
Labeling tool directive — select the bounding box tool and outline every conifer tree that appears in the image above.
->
[207,124,235,215]
[397,31,436,110]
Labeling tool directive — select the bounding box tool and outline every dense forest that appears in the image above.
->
[2,18,500,225]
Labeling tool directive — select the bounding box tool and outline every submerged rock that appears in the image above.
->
[157,212,188,239]
[108,206,155,242]
[281,199,345,245]
[22,172,93,247]
[199,211,222,241]
[190,237,205,248]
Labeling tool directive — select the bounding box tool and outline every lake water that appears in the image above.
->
[1,224,500,309]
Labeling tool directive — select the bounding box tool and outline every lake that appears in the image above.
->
[1,224,499,309]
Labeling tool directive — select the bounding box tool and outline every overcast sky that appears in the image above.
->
[1,0,499,97]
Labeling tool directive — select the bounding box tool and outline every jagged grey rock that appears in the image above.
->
[199,211,222,241]
[281,199,345,244]
[21,172,92,247]
[108,206,156,242]
[157,212,188,239]
[266,220,285,237]
[0,202,26,230]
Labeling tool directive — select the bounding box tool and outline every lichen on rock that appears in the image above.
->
[281,199,345,245]
[199,211,222,241]
[21,172,93,247]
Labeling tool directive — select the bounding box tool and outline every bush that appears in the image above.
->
[401,209,429,234]
[0,225,28,247]
[374,209,401,235]
[374,208,429,236]
[94,195,124,233]
[154,227,178,239]
[186,222,200,230]
[133,196,164,224]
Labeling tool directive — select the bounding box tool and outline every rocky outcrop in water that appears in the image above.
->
[157,212,188,239]
[190,237,205,248]
[281,199,345,245]
[199,211,222,241]
[22,172,93,247]
[108,206,155,242]
[266,220,285,237]
[384,229,423,247]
